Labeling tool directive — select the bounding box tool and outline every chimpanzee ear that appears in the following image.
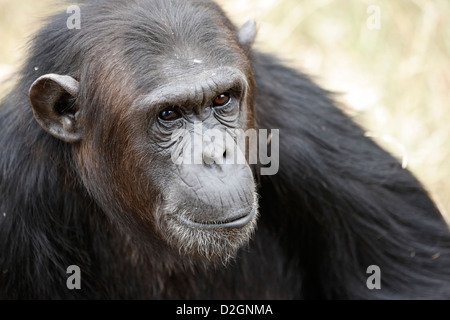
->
[29,73,81,143]
[238,19,257,51]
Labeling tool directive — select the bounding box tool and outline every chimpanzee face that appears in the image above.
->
[28,0,259,262]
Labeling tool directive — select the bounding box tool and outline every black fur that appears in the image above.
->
[1,0,449,299]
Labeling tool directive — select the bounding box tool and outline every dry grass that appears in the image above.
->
[1,0,449,218]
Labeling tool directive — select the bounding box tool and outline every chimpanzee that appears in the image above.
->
[0,0,449,299]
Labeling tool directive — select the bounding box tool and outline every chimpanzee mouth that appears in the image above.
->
[175,207,257,230]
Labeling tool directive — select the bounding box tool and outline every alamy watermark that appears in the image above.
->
[66,265,81,290]
[170,122,279,176]
[366,265,381,290]
[67,5,81,30]
[366,5,381,30]
[64,264,381,291]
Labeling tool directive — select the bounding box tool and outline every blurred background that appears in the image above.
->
[0,0,449,219]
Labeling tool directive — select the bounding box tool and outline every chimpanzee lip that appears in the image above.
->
[175,207,257,230]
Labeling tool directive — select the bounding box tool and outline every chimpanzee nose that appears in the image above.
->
[202,132,227,165]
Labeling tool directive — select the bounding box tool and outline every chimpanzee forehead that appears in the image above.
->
[114,0,248,94]
[119,0,242,62]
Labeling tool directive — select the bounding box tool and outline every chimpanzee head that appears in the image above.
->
[28,0,259,262]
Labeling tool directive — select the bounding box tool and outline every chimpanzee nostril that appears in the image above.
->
[203,143,225,165]
[202,130,227,165]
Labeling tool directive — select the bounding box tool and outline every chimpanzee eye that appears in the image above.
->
[212,92,231,107]
[159,107,182,121]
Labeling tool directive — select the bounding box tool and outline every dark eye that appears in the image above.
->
[159,107,182,121]
[212,92,231,107]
